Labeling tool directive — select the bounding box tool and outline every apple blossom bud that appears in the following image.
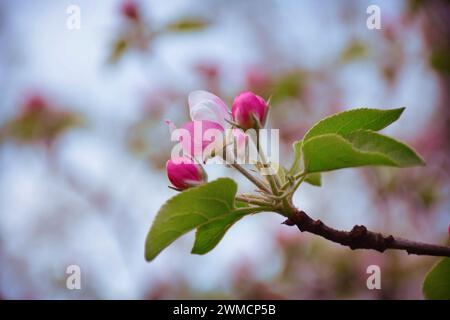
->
[166,157,207,190]
[231,91,268,130]
[23,94,47,113]
[121,0,140,21]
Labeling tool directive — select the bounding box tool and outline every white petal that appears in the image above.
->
[189,90,226,110]
[189,101,225,127]
[188,90,230,126]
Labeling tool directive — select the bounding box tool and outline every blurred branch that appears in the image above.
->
[283,208,450,257]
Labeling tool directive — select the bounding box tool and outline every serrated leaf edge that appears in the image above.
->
[302,131,425,173]
[303,107,405,142]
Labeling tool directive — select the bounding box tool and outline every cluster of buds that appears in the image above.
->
[165,90,269,190]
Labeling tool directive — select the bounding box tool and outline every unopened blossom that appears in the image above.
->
[166,157,207,190]
[188,90,249,157]
[231,91,268,130]
[120,0,140,21]
[23,94,47,113]
[167,91,252,163]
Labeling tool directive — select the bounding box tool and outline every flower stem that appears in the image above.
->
[252,134,280,195]
[280,171,306,191]
[236,195,273,207]
[233,206,274,215]
[231,163,271,193]
[289,174,307,196]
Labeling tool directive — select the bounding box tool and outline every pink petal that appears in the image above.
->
[179,120,224,160]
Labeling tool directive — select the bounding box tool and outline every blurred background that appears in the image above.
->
[0,0,449,299]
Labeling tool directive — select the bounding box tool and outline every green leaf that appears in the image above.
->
[164,18,210,32]
[276,164,287,186]
[340,40,369,64]
[423,258,450,300]
[288,140,303,176]
[304,172,321,186]
[430,48,450,75]
[145,178,265,261]
[145,178,236,261]
[191,197,252,255]
[191,210,246,255]
[108,37,128,64]
[303,108,405,142]
[301,108,424,173]
[303,131,425,173]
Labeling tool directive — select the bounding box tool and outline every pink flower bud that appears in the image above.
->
[231,91,268,130]
[23,93,47,113]
[120,0,140,21]
[166,157,207,190]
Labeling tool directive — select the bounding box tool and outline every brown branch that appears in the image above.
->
[283,208,450,257]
